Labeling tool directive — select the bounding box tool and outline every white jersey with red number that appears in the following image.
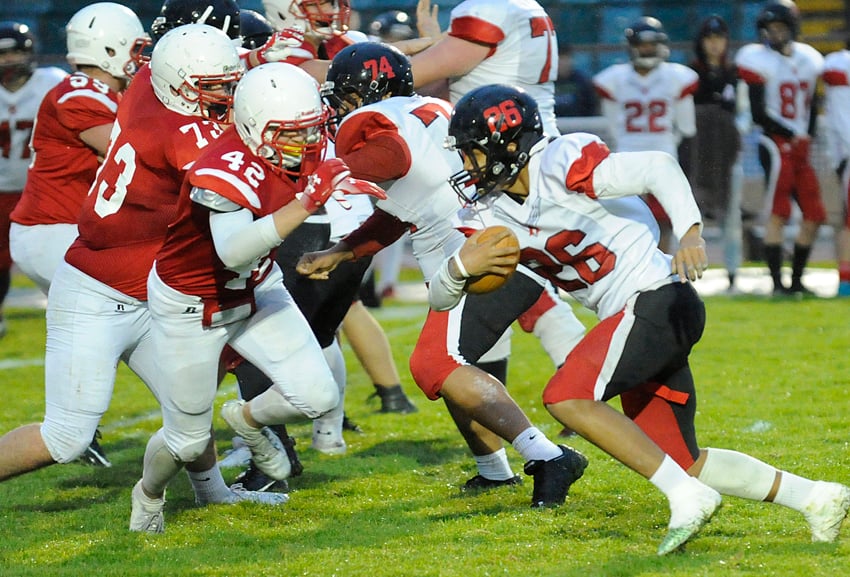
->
[823,49,850,166]
[593,62,698,157]
[0,66,65,192]
[447,0,559,135]
[154,127,298,305]
[12,72,120,225]
[335,95,466,280]
[453,133,701,319]
[65,64,227,300]
[735,41,824,137]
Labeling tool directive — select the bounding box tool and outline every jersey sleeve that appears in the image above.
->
[734,44,767,85]
[592,65,619,100]
[544,133,611,197]
[342,206,411,258]
[335,109,412,182]
[55,85,119,133]
[448,0,505,47]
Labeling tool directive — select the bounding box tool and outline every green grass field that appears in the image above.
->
[1,273,849,577]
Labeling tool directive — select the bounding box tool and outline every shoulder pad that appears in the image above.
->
[189,187,242,212]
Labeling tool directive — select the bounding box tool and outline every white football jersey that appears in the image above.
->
[338,95,467,280]
[593,62,698,157]
[447,0,559,135]
[453,133,701,319]
[735,41,824,137]
[0,66,65,192]
[823,49,850,167]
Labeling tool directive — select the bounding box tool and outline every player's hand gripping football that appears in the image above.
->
[299,158,386,214]
[672,224,708,282]
[454,227,520,280]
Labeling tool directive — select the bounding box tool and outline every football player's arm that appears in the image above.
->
[592,151,702,241]
[409,35,490,89]
[673,95,696,141]
[807,89,820,138]
[78,123,114,156]
[747,83,794,138]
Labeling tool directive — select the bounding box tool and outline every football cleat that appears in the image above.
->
[78,429,112,467]
[657,477,721,555]
[370,384,418,414]
[342,413,364,433]
[225,485,289,505]
[802,481,850,542]
[230,462,290,494]
[266,425,303,477]
[129,480,165,534]
[463,474,523,491]
[221,399,291,480]
[524,445,588,508]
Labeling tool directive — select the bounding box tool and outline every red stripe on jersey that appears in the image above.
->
[680,78,699,98]
[737,67,765,85]
[517,288,557,333]
[449,16,504,47]
[823,69,850,86]
[593,84,615,100]
[565,140,610,197]
[457,226,478,238]
[335,111,411,182]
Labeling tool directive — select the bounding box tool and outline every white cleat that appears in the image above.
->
[311,428,347,455]
[196,486,289,506]
[657,478,722,555]
[220,400,291,480]
[802,481,850,543]
[219,440,252,469]
[129,480,165,534]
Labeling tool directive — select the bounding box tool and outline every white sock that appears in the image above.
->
[649,454,693,498]
[188,464,233,504]
[773,471,817,512]
[474,448,514,480]
[511,427,561,462]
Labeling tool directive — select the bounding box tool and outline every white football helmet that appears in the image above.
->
[65,2,147,80]
[261,0,350,37]
[234,62,328,177]
[150,24,242,121]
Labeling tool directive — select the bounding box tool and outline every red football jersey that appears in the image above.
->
[65,65,227,299]
[12,72,120,226]
[154,128,300,305]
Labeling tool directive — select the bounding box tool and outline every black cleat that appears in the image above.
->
[267,425,303,477]
[371,385,418,414]
[462,474,523,491]
[342,413,364,433]
[524,445,588,508]
[231,462,289,493]
[78,430,111,467]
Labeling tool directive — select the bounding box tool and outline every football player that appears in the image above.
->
[134,62,385,532]
[8,2,147,470]
[297,43,589,504]
[0,24,286,513]
[735,0,825,296]
[593,16,698,252]
[0,21,65,337]
[430,83,850,554]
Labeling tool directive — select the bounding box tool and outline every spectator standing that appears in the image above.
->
[683,15,744,292]
[554,43,598,118]
[735,0,825,296]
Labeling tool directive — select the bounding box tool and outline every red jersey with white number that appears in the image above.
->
[823,49,850,165]
[65,65,227,299]
[454,133,700,319]
[735,42,824,137]
[0,66,66,192]
[154,127,299,304]
[593,62,698,157]
[448,0,559,135]
[12,72,120,225]
[335,95,465,280]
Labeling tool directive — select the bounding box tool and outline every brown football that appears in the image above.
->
[464,225,520,294]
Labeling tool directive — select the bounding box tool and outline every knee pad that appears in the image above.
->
[162,428,211,464]
[41,421,97,464]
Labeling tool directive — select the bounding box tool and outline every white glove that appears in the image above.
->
[256,28,314,65]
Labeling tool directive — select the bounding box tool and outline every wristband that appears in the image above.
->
[452,254,470,279]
